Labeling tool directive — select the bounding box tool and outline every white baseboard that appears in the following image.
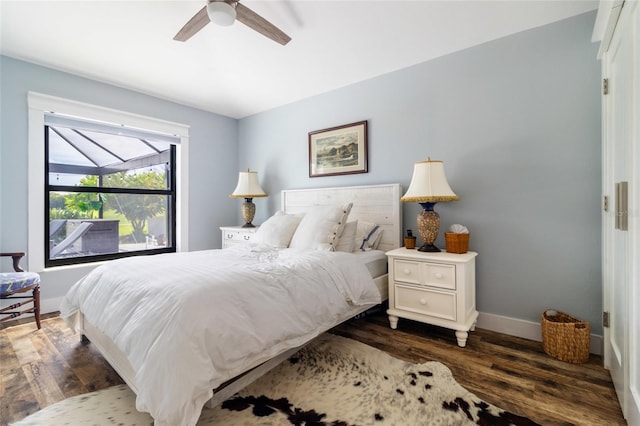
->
[42,296,64,315]
[477,311,603,356]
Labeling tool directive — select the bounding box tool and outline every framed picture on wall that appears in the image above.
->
[309,120,368,178]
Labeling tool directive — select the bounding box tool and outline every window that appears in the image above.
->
[45,114,178,266]
[28,92,190,271]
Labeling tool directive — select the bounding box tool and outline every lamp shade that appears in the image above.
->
[401,158,459,203]
[230,170,267,199]
[207,0,236,26]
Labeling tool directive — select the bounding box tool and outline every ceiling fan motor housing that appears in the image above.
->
[207,0,236,26]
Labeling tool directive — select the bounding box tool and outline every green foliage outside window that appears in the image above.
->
[51,171,167,243]
[64,176,103,219]
[102,171,166,242]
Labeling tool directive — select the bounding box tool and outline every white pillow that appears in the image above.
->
[289,203,353,251]
[251,211,302,248]
[354,221,384,251]
[334,220,358,253]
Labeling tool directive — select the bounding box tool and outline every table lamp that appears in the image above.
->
[401,158,459,252]
[230,170,268,228]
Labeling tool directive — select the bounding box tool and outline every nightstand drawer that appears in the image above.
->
[220,226,258,248]
[392,259,455,290]
[223,231,253,243]
[393,259,422,285]
[394,285,456,321]
[423,263,456,290]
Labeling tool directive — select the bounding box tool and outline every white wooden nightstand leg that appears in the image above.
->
[470,320,477,332]
[388,315,399,329]
[455,330,469,347]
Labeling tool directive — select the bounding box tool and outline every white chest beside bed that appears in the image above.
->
[67,183,402,425]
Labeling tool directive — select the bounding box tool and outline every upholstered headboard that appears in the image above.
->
[281,183,403,253]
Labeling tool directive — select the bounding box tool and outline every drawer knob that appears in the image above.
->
[419,298,427,305]
[244,235,250,240]
[435,273,443,279]
[227,234,233,239]
[403,269,411,275]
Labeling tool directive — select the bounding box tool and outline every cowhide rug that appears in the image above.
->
[12,333,539,426]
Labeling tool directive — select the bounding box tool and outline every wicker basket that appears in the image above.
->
[541,309,590,363]
[444,232,469,254]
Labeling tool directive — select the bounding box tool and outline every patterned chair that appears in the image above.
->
[0,252,41,329]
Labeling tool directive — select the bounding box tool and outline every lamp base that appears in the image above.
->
[241,198,256,228]
[417,202,441,253]
[418,243,441,252]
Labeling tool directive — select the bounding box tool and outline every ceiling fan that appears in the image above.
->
[174,0,291,45]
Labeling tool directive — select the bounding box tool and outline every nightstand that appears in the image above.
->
[386,248,478,347]
[220,226,259,248]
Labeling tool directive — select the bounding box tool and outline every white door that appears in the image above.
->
[602,1,639,424]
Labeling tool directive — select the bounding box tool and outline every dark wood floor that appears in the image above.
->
[0,311,626,426]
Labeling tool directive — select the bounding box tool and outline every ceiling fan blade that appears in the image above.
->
[174,6,210,42]
[236,2,291,45]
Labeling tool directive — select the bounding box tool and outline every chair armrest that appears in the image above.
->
[0,252,26,272]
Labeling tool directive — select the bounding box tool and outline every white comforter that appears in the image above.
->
[60,245,381,426]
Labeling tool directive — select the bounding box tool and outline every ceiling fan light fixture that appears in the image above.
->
[207,1,236,26]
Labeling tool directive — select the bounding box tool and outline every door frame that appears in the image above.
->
[596,0,640,423]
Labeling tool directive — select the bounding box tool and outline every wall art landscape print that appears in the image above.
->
[309,121,368,177]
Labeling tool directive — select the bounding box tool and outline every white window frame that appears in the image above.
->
[28,92,190,271]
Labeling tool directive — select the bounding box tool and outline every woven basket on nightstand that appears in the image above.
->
[541,309,590,363]
[444,232,469,254]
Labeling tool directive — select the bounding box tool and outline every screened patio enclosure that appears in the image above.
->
[45,113,177,266]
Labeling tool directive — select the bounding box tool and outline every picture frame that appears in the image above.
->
[308,120,368,178]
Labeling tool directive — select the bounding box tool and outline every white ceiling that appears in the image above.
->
[1,1,597,119]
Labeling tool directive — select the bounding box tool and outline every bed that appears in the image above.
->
[60,183,402,426]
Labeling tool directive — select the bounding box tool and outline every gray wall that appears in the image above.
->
[238,12,602,332]
[0,56,238,303]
